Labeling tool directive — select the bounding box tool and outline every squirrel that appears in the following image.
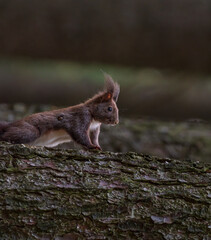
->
[0,74,120,151]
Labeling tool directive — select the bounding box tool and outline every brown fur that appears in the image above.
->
[0,74,120,150]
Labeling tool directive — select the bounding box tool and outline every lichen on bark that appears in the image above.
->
[0,142,210,240]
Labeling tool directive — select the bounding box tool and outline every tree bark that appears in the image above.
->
[0,142,210,240]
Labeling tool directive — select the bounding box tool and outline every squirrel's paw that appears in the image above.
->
[88,145,102,151]
[94,145,102,151]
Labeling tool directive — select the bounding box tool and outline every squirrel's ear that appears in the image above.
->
[101,92,112,102]
[104,73,120,102]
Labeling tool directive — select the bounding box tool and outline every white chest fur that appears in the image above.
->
[30,129,71,147]
[89,120,101,131]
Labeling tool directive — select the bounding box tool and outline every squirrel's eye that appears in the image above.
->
[108,107,112,112]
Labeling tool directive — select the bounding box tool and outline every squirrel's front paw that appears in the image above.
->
[94,145,102,151]
[88,145,102,151]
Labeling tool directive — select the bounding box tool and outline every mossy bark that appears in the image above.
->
[0,142,210,240]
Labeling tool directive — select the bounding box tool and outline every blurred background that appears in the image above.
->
[0,0,210,161]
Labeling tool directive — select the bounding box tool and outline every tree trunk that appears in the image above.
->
[0,142,210,240]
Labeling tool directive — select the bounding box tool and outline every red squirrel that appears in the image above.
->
[0,74,120,150]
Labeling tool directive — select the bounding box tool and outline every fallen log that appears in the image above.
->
[0,142,210,239]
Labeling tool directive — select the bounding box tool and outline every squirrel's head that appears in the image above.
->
[88,74,120,125]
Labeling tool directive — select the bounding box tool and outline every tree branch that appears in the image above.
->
[0,142,210,239]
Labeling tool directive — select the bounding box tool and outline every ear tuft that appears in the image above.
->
[103,73,120,102]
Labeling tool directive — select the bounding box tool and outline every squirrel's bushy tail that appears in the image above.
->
[0,121,9,136]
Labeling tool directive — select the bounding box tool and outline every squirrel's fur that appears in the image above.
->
[0,74,120,150]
